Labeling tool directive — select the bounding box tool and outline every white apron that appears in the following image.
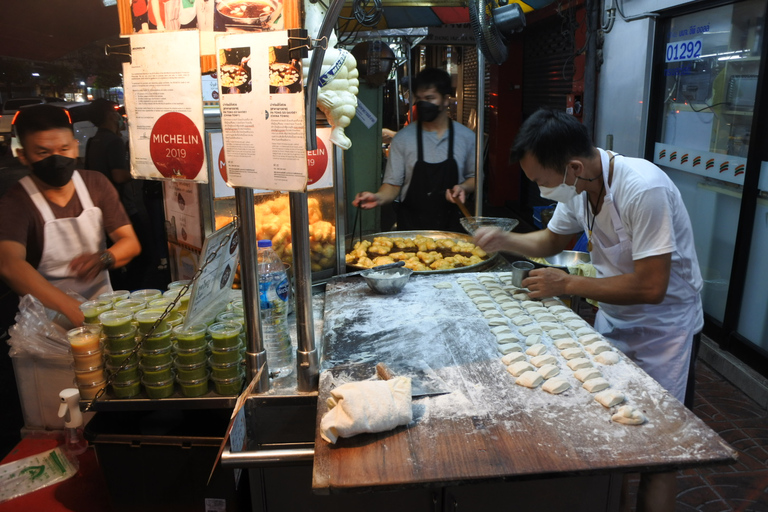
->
[19,172,112,301]
[591,150,702,402]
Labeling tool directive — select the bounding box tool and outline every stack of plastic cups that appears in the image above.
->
[135,309,174,398]
[163,288,190,316]
[68,325,106,400]
[173,324,210,397]
[130,288,163,303]
[99,310,141,398]
[147,299,183,330]
[79,299,112,329]
[207,321,244,395]
[98,290,131,305]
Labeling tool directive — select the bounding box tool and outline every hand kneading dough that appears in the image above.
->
[515,370,543,388]
[498,342,523,354]
[542,377,571,394]
[320,377,413,444]
[586,341,612,355]
[595,351,620,365]
[567,357,593,371]
[501,351,527,365]
[560,347,585,360]
[611,405,646,425]
[519,325,543,336]
[582,377,610,393]
[530,354,556,367]
[511,315,534,326]
[595,389,625,407]
[526,343,547,356]
[508,361,535,377]
[574,367,602,382]
[537,364,560,379]
[553,338,578,350]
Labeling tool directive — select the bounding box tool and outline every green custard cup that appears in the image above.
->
[100,310,135,338]
[139,361,174,384]
[174,360,208,381]
[208,322,242,350]
[174,346,208,366]
[98,290,131,304]
[130,289,162,302]
[177,372,210,398]
[216,311,245,325]
[211,373,244,396]
[209,340,244,365]
[147,298,180,313]
[173,324,208,350]
[165,311,184,329]
[167,280,190,291]
[209,358,243,380]
[79,299,112,325]
[142,376,175,399]
[111,378,141,398]
[135,310,169,336]
[106,362,139,384]
[105,348,138,367]
[142,327,172,351]
[114,299,146,315]
[139,346,173,367]
[104,326,138,353]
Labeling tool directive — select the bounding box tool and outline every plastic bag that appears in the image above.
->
[0,446,79,504]
[6,294,81,358]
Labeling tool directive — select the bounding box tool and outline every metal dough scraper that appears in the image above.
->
[375,360,451,399]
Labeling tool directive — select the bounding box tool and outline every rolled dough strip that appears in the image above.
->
[537,363,560,379]
[508,360,535,377]
[515,370,543,388]
[530,354,557,367]
[525,343,547,356]
[498,342,523,355]
[541,377,570,394]
[586,341,612,355]
[560,347,585,360]
[595,389,625,407]
[501,351,527,365]
[611,405,646,425]
[583,377,610,393]
[553,338,578,350]
[595,351,620,365]
[574,367,602,382]
[567,357,593,371]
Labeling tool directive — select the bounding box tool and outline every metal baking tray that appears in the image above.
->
[345,230,499,275]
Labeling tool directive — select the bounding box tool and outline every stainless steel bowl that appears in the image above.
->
[460,216,520,236]
[362,267,413,295]
[529,250,591,270]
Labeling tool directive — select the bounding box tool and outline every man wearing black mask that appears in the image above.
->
[0,104,140,331]
[353,68,476,230]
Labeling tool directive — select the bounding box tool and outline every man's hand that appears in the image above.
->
[473,226,511,253]
[445,184,466,204]
[522,267,571,299]
[70,252,108,282]
[352,191,380,209]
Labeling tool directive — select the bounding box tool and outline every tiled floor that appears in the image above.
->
[626,361,768,511]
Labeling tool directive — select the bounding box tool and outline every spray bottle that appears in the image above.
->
[57,388,89,456]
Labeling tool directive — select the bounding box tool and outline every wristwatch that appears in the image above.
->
[99,251,115,270]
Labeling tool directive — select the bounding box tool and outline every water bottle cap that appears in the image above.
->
[257,240,273,248]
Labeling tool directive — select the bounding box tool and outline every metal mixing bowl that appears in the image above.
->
[530,250,591,270]
[460,216,520,236]
[362,267,413,295]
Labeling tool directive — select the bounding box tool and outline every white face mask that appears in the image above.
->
[539,168,578,203]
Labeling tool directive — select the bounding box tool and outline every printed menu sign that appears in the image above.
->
[124,30,208,182]
[216,30,308,192]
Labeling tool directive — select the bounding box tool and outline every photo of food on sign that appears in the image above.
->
[219,47,252,94]
[269,45,302,94]
[214,0,284,32]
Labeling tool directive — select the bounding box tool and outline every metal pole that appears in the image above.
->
[474,49,485,217]
[236,188,269,393]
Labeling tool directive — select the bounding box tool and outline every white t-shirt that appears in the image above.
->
[547,150,703,303]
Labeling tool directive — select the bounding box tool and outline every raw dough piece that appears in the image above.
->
[462,284,484,293]
[550,329,571,340]
[478,275,497,283]
[560,347,585,360]
[595,351,620,365]
[491,325,513,336]
[537,363,560,379]
[574,367,602,382]
[586,341,612,355]
[564,319,588,330]
[467,289,488,299]
[583,377,610,393]
[567,357,593,371]
[575,326,595,337]
[474,299,495,309]
[538,322,561,332]
[595,389,625,407]
[457,277,475,284]
[515,370,543,388]
[611,406,646,425]
[542,377,571,394]
[578,333,603,346]
[526,343,547,356]
[533,312,557,323]
[498,342,523,355]
[508,361,535,377]
[496,332,519,345]
[530,354,557,367]
[488,316,508,326]
[524,334,542,346]
[433,282,453,289]
[542,298,562,307]
[512,292,530,300]
[553,338,578,350]
[476,302,496,312]
[490,289,509,299]
[521,300,541,308]
[549,305,570,314]
[511,315,534,326]
[525,306,548,315]
[501,351,527,365]
[504,308,523,318]
[519,325,543,336]
[483,310,504,319]
[496,298,516,308]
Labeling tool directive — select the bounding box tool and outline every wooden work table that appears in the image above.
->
[312,272,736,495]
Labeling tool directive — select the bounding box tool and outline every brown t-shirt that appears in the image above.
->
[0,170,131,268]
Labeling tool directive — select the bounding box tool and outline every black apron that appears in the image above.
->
[396,121,461,231]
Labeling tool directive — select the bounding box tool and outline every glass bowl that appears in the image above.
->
[460,216,519,236]
[362,267,413,295]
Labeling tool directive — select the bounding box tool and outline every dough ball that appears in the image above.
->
[567,357,593,371]
[611,405,646,425]
[574,367,602,382]
[525,334,542,346]
[595,389,625,408]
[550,329,572,340]
[533,312,557,323]
[538,322,561,332]
[595,351,620,365]
[542,377,571,394]
[501,351,526,365]
[433,282,453,289]
[586,341,612,355]
[578,333,603,346]
[507,361,535,377]
[511,315,534,326]
[553,338,578,350]
[530,354,557,367]
[537,363,560,379]
[515,370,543,388]
[525,343,547,357]
[582,377,610,393]
[498,342,523,355]
[519,325,543,336]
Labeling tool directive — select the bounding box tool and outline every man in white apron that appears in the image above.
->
[474,109,703,512]
[0,104,140,329]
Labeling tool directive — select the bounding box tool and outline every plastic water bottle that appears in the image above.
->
[257,240,293,378]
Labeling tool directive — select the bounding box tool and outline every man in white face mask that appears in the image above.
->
[475,108,703,512]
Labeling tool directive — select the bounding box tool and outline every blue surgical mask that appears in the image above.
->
[538,168,578,203]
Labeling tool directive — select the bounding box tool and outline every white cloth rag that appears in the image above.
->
[320,376,413,444]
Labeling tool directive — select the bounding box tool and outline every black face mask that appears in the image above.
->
[30,154,77,188]
[416,101,441,122]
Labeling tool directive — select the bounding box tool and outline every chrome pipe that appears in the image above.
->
[220,447,315,468]
[475,49,485,217]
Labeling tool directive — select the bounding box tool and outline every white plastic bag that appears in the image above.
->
[6,294,80,358]
[0,446,79,504]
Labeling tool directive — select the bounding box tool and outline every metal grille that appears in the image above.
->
[522,17,575,116]
[462,48,478,123]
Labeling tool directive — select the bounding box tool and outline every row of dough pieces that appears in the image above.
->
[454,274,647,426]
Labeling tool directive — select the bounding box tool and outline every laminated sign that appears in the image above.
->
[124,30,208,182]
[217,30,309,192]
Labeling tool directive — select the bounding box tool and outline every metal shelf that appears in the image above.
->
[81,392,237,411]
